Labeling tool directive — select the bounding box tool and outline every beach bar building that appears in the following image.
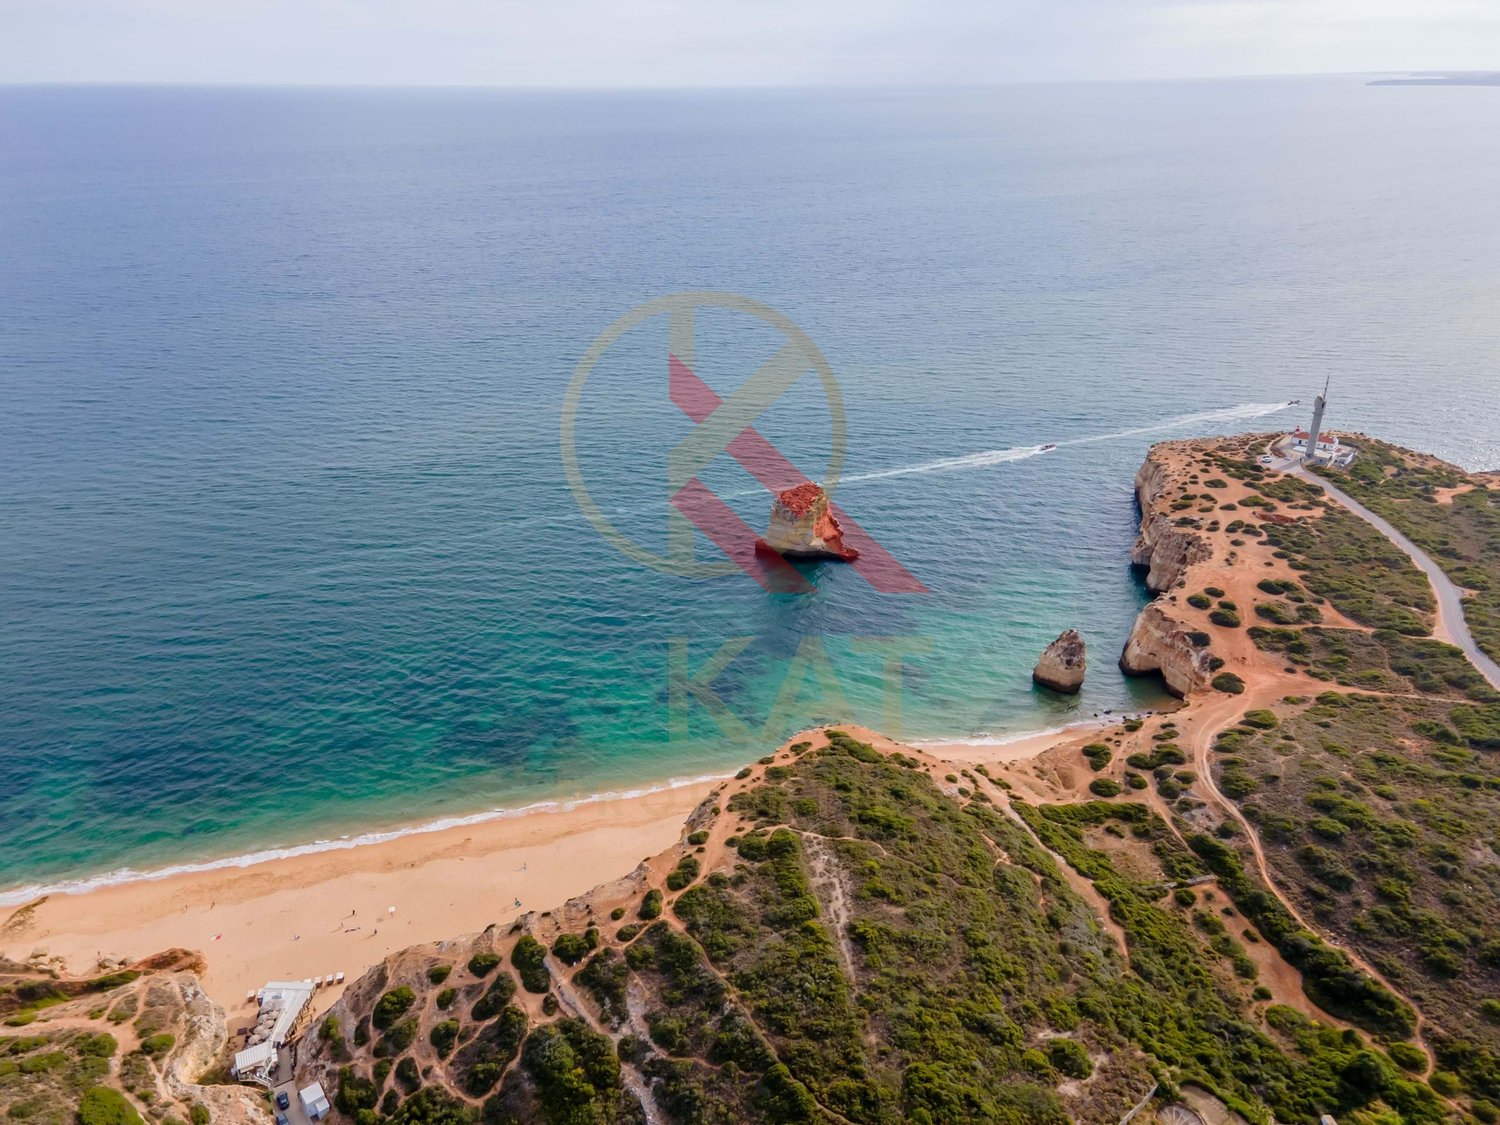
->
[232,980,316,1086]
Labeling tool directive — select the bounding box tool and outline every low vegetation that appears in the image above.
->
[1317,438,1500,661]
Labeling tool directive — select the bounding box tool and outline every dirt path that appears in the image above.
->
[802,836,858,981]
[1186,678,1435,1071]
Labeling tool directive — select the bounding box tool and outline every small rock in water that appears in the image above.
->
[1033,629,1087,694]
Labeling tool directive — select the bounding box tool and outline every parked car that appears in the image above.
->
[276,1114,289,1125]
[1259,455,1273,464]
[276,1092,291,1111]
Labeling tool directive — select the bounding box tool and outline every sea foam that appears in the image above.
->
[0,769,736,907]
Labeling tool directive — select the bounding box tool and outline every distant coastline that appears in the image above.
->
[1368,71,1500,87]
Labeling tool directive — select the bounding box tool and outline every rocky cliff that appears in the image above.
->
[1129,455,1212,593]
[1120,446,1216,697]
[757,482,858,561]
[1033,629,1086,693]
[1119,604,1212,698]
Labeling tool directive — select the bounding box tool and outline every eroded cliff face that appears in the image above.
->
[1119,604,1212,698]
[1120,446,1216,697]
[1130,456,1212,593]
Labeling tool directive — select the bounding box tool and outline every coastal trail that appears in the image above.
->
[1184,677,1436,1073]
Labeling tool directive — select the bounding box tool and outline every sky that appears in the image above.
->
[2,0,1498,86]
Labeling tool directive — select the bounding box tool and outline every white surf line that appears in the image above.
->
[0,768,736,907]
[831,400,1295,487]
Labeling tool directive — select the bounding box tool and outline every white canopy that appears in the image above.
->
[233,1041,275,1076]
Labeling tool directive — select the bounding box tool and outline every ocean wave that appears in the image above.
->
[0,770,735,908]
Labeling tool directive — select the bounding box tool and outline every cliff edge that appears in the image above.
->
[1120,444,1216,696]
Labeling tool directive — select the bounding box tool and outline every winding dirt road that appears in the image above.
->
[1286,460,1500,690]
[1183,678,1436,1074]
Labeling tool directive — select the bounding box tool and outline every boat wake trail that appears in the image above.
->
[837,401,1293,486]
[841,443,1046,483]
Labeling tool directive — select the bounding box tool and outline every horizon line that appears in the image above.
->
[0,69,1482,94]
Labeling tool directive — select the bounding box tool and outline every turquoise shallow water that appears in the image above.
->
[2,79,1498,898]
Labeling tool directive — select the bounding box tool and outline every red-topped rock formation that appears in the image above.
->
[756,482,859,561]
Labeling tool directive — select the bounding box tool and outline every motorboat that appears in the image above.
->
[1038,443,1057,453]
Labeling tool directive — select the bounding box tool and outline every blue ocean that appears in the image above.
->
[2,78,1497,898]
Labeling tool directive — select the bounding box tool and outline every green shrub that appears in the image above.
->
[372,987,416,1030]
[1240,709,1279,730]
[1212,669,1248,696]
[188,1106,209,1125]
[1088,778,1122,798]
[1210,608,1242,628]
[427,965,452,985]
[1188,593,1212,610]
[609,907,625,921]
[1081,744,1112,771]
[551,932,591,966]
[638,888,664,920]
[77,1087,143,1125]
[686,830,709,846]
[394,1056,419,1092]
[1046,1038,1092,1079]
[319,1015,341,1042]
[472,974,517,1020]
[435,987,456,1010]
[467,951,501,977]
[1387,1041,1428,1072]
[1205,586,1225,598]
[375,1018,417,1057]
[1430,1072,1460,1096]
[1255,602,1296,624]
[139,1033,174,1059]
[79,1033,117,1057]
[511,935,550,994]
[429,1019,459,1057]
[665,855,701,892]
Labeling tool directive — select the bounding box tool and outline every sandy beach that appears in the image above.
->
[0,723,1098,1027]
[916,720,1119,765]
[1,777,721,1025]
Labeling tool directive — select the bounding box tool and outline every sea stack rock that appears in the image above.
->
[1033,629,1087,694]
[756,482,859,561]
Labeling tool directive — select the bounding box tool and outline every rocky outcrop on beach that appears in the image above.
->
[1033,629,1086,693]
[757,482,858,561]
[1130,455,1212,592]
[1119,603,1212,697]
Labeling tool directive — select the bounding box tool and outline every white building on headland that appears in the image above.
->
[1288,427,1355,467]
[232,980,316,1085]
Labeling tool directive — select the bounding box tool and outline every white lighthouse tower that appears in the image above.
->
[1303,376,1330,463]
